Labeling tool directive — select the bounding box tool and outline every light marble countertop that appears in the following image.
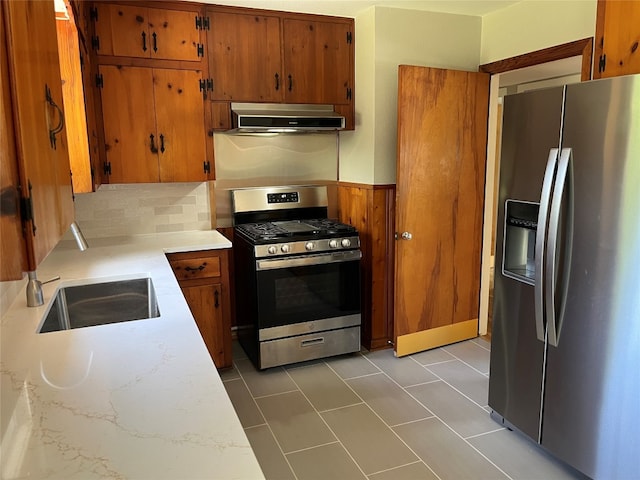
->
[0,231,265,480]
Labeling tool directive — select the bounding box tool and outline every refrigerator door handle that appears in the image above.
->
[545,147,573,347]
[535,148,559,342]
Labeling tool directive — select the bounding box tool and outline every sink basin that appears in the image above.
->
[38,277,160,333]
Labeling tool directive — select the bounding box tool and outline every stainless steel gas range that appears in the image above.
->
[231,185,362,370]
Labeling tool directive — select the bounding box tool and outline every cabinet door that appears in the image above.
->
[594,0,640,78]
[153,68,209,182]
[207,11,282,101]
[93,3,149,58]
[147,7,201,62]
[283,19,353,105]
[99,65,159,183]
[93,4,201,62]
[181,283,231,368]
[3,0,74,270]
[57,18,92,194]
[1,13,28,281]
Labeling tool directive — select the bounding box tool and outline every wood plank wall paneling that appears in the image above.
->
[337,182,395,351]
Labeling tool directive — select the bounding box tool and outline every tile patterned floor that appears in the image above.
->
[221,338,586,480]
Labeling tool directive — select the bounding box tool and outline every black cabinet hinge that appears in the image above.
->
[347,31,352,44]
[95,73,103,88]
[19,180,36,236]
[199,78,213,98]
[598,54,607,73]
[195,16,210,30]
[199,78,213,91]
[103,162,111,176]
[91,35,100,50]
[89,6,98,21]
[203,160,211,174]
[346,87,352,100]
[197,43,205,57]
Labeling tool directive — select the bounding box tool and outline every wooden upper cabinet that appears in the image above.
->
[98,65,210,183]
[283,18,353,105]
[205,7,355,130]
[154,68,209,182]
[1,9,28,281]
[93,3,202,62]
[207,11,282,102]
[99,65,158,183]
[593,0,640,78]
[2,0,74,279]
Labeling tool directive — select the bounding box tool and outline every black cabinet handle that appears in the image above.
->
[184,264,206,272]
[152,32,157,52]
[142,31,147,52]
[150,134,158,153]
[45,84,65,149]
[159,134,165,153]
[214,289,219,308]
[275,73,280,91]
[288,74,293,92]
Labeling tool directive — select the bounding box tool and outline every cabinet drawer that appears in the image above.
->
[168,255,221,281]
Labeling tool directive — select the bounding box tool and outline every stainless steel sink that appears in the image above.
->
[38,277,160,333]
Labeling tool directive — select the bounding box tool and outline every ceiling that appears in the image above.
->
[198,0,521,18]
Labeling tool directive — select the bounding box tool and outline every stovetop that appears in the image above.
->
[235,218,357,244]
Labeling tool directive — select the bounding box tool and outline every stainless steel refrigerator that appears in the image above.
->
[489,73,640,479]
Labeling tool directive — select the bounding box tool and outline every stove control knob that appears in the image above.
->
[281,244,290,253]
[329,239,339,249]
[341,238,352,248]
[268,246,277,255]
[305,242,315,251]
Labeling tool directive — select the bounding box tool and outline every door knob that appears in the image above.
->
[401,231,412,240]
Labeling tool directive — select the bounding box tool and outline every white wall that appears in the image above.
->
[480,0,597,64]
[340,7,482,185]
[338,7,376,184]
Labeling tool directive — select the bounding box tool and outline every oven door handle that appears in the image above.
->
[256,250,362,271]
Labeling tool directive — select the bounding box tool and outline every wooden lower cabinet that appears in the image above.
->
[167,249,232,369]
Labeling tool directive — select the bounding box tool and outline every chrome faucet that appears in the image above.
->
[25,222,88,307]
[26,271,60,307]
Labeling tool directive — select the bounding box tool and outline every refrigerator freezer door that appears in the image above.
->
[488,86,564,441]
[542,74,640,478]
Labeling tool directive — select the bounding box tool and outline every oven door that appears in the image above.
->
[255,250,361,336]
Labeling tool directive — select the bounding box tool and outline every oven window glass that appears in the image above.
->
[256,259,360,329]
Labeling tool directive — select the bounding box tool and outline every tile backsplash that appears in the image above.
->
[72,182,211,238]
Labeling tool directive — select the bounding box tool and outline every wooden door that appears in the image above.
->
[283,18,353,104]
[153,68,208,182]
[99,65,159,183]
[394,65,489,357]
[3,0,74,270]
[93,3,149,58]
[593,0,640,78]
[207,11,282,102]
[147,7,201,62]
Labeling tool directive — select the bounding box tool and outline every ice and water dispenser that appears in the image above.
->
[502,200,539,285]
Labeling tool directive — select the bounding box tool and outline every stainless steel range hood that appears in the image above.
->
[229,103,345,133]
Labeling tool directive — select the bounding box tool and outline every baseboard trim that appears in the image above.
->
[395,319,478,357]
